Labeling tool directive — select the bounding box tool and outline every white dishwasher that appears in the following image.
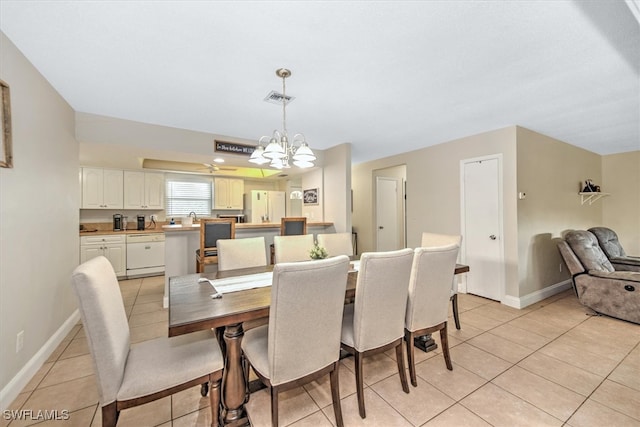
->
[126,233,165,277]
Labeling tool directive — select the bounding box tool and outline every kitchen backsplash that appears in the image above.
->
[79,209,166,223]
[80,209,246,225]
[80,220,169,232]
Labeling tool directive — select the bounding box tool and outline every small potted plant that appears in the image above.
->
[309,241,329,260]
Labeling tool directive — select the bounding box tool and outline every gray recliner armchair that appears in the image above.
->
[588,227,640,272]
[558,230,640,324]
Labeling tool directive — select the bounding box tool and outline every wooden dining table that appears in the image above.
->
[169,262,469,427]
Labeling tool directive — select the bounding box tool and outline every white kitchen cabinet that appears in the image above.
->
[214,178,244,210]
[124,171,165,209]
[82,168,124,209]
[144,173,165,209]
[80,235,126,277]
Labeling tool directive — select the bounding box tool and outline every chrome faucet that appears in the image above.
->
[189,211,198,221]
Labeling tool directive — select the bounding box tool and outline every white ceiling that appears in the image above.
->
[1,0,638,167]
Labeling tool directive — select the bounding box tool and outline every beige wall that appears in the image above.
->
[353,127,519,296]
[243,178,281,194]
[516,127,602,296]
[76,112,257,170]
[354,125,638,304]
[323,143,352,233]
[602,151,640,255]
[0,32,80,406]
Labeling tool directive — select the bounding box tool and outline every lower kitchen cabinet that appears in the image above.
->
[80,235,127,277]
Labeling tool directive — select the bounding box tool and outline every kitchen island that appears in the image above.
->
[162,221,334,307]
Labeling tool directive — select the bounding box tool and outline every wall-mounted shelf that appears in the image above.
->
[579,192,610,205]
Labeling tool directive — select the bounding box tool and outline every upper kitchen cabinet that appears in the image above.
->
[81,168,124,209]
[124,171,165,210]
[214,178,244,210]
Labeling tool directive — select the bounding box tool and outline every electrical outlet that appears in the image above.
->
[16,330,24,353]
[559,263,563,272]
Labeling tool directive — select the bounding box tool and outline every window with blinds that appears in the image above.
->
[165,176,213,216]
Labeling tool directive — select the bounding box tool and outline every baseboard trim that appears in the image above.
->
[0,310,80,411]
[502,280,573,309]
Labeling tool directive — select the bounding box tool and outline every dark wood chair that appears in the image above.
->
[196,218,236,273]
[281,216,307,236]
[270,217,307,264]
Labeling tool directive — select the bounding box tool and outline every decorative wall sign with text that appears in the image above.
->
[214,140,255,156]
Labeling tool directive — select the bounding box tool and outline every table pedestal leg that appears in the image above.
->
[414,334,438,352]
[221,323,249,426]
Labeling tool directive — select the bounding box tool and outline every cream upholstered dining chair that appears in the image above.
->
[421,232,463,329]
[71,256,224,427]
[218,237,269,332]
[196,218,236,273]
[241,256,350,427]
[217,236,267,272]
[316,232,354,257]
[405,242,460,387]
[269,217,308,263]
[273,234,314,263]
[341,248,414,418]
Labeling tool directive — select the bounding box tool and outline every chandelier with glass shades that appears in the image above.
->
[249,68,316,169]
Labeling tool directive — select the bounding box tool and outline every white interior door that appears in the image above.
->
[461,156,503,301]
[376,177,400,251]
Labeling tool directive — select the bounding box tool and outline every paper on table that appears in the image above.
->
[208,272,273,294]
[349,260,360,273]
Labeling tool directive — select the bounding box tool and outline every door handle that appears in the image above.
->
[489,235,497,240]
[378,226,384,230]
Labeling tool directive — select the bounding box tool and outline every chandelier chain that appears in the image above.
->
[282,73,287,136]
[249,68,315,169]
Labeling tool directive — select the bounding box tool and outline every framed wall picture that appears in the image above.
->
[303,188,318,205]
[0,80,12,168]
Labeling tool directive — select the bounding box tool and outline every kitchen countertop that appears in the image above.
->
[80,222,333,236]
[80,228,166,236]
[162,222,333,232]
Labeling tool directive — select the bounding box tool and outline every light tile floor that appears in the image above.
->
[3,275,640,426]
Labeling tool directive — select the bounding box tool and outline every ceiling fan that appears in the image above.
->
[200,163,238,173]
